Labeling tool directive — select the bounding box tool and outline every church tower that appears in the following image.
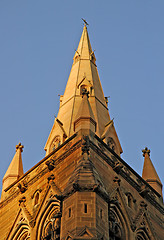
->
[0,23,163,240]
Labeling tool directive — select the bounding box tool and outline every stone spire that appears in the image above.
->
[142,147,163,197]
[1,143,24,200]
[45,24,122,156]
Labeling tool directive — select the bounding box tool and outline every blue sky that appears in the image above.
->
[0,1,164,195]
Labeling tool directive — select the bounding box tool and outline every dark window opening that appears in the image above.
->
[128,195,132,208]
[44,224,53,240]
[84,203,87,213]
[100,209,103,219]
[69,208,71,217]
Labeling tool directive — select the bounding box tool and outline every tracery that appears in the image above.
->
[109,211,122,240]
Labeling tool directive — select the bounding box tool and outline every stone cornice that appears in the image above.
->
[93,135,164,214]
[0,134,78,208]
[3,134,77,193]
[1,133,163,215]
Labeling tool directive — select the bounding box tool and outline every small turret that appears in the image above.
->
[1,143,24,201]
[142,147,163,197]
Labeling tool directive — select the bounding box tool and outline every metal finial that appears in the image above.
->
[82,18,89,26]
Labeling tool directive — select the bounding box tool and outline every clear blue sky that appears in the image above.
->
[0,1,164,195]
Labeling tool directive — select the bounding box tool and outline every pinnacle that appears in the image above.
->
[142,147,150,157]
[142,147,162,197]
[1,142,24,199]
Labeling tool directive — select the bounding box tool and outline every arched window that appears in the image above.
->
[108,202,130,240]
[100,209,103,219]
[19,231,30,240]
[42,213,60,240]
[109,211,122,240]
[44,223,53,240]
[80,84,88,95]
[136,229,151,240]
[34,192,39,206]
[136,236,144,240]
[9,223,30,240]
[127,195,132,208]
[36,197,61,240]
[50,136,61,152]
[125,192,134,209]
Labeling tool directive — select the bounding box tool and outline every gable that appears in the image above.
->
[6,208,30,240]
[101,120,123,155]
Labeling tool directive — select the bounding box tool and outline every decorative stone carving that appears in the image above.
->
[107,137,116,151]
[98,142,106,152]
[18,180,28,193]
[64,141,72,151]
[82,135,90,155]
[46,159,56,171]
[113,162,123,174]
[113,176,121,186]
[139,185,150,197]
[19,196,26,206]
[48,174,55,184]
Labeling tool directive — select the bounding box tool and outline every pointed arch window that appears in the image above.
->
[136,228,151,240]
[9,223,30,240]
[50,136,61,152]
[42,213,61,240]
[136,233,149,240]
[125,192,136,210]
[80,85,88,95]
[36,197,61,240]
[34,192,39,206]
[109,211,122,240]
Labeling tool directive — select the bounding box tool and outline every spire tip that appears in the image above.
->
[82,18,89,27]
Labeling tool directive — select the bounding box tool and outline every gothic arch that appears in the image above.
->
[134,213,156,240]
[10,223,30,240]
[109,203,130,240]
[125,192,136,210]
[6,208,30,240]
[50,135,61,152]
[136,228,151,240]
[36,196,61,240]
